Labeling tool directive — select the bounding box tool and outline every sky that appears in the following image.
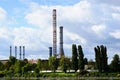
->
[0,0,120,63]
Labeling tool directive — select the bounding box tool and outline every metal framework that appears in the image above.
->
[53,9,57,56]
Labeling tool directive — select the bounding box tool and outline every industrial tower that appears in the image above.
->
[53,9,57,56]
[15,46,17,58]
[10,46,12,57]
[59,26,64,57]
[23,46,25,59]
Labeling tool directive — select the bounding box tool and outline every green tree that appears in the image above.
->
[101,45,108,72]
[72,44,78,72]
[78,45,84,71]
[14,60,25,74]
[60,56,70,73]
[94,45,108,72]
[84,58,88,65]
[0,61,4,70]
[4,61,11,70]
[9,56,16,65]
[109,54,120,72]
[49,56,59,72]
[37,59,42,71]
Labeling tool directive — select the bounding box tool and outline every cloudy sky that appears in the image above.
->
[0,0,120,63]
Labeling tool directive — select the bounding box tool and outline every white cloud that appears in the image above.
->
[110,30,120,39]
[64,29,87,45]
[0,7,16,26]
[12,27,49,51]
[27,54,48,60]
[0,27,12,40]
[57,0,93,23]
[0,7,6,20]
[112,13,120,21]
[0,0,120,61]
[91,24,106,37]
[0,55,8,60]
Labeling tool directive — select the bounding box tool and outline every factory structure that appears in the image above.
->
[8,9,64,60]
[9,46,26,60]
[49,9,65,58]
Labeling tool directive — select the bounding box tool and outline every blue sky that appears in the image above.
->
[0,0,120,63]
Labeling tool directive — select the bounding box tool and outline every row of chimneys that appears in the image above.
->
[10,46,25,60]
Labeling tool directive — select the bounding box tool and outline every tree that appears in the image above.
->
[9,56,16,65]
[84,58,88,65]
[14,60,25,74]
[109,54,120,72]
[94,45,108,72]
[101,45,108,72]
[37,59,42,71]
[49,56,59,72]
[60,56,70,73]
[72,44,78,72]
[78,45,84,71]
[4,61,11,70]
[0,61,4,70]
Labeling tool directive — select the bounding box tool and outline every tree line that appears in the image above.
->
[0,44,120,77]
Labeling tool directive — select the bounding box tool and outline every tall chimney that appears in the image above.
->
[10,46,12,57]
[19,46,21,60]
[15,46,17,58]
[53,9,57,57]
[49,47,52,57]
[23,46,25,59]
[59,26,64,57]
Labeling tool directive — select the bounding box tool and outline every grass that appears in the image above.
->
[41,72,76,77]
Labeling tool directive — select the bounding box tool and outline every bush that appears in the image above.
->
[77,70,89,76]
[0,71,5,77]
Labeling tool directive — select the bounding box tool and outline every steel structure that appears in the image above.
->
[53,9,57,56]
[10,46,12,57]
[19,46,21,60]
[23,46,25,59]
[59,26,64,57]
[49,47,52,57]
[15,46,17,58]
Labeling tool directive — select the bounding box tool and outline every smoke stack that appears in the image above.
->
[10,46,12,57]
[15,46,17,58]
[23,46,25,59]
[53,9,57,57]
[59,26,64,57]
[19,46,21,60]
[49,47,52,57]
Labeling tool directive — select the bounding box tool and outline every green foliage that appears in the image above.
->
[37,59,42,71]
[22,63,32,74]
[109,54,120,72]
[49,56,59,72]
[72,44,78,72]
[94,45,108,72]
[4,61,11,70]
[0,61,4,70]
[77,70,89,76]
[84,58,88,65]
[41,72,76,77]
[78,45,84,71]
[0,71,5,77]
[60,56,70,73]
[9,56,16,65]
[14,60,25,74]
